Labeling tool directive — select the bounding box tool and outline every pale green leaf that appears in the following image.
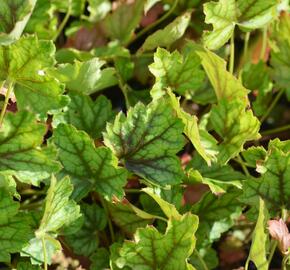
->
[115,213,198,270]
[51,58,118,94]
[104,99,185,186]
[246,198,269,270]
[53,92,113,139]
[140,11,191,52]
[86,0,111,22]
[149,46,205,99]
[0,188,32,262]
[0,35,68,114]
[53,124,127,200]
[0,111,60,186]
[0,0,36,45]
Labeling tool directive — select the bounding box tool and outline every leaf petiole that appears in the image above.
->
[0,81,14,127]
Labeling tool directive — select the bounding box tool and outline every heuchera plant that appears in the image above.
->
[0,0,289,269]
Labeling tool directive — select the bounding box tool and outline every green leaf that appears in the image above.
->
[209,99,260,164]
[115,213,198,270]
[104,0,145,45]
[186,154,244,195]
[0,111,60,186]
[0,188,32,262]
[53,92,113,139]
[140,11,191,52]
[65,204,107,256]
[203,0,278,49]
[104,99,185,186]
[0,35,68,114]
[90,248,110,270]
[242,146,267,168]
[242,139,290,212]
[51,58,118,94]
[270,13,290,99]
[52,0,86,16]
[168,90,218,165]
[24,0,57,39]
[0,0,37,45]
[194,45,249,102]
[108,201,151,235]
[86,0,111,22]
[246,198,269,270]
[191,191,242,246]
[53,123,127,200]
[22,176,80,264]
[17,261,41,270]
[149,46,205,99]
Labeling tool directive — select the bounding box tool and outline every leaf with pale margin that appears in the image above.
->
[0,0,36,45]
[246,198,269,270]
[22,176,80,264]
[203,0,278,49]
[149,46,205,99]
[0,111,60,186]
[51,58,118,94]
[242,139,290,213]
[0,35,68,114]
[191,191,242,247]
[53,92,113,139]
[194,45,249,103]
[209,99,260,164]
[104,0,145,45]
[108,201,151,235]
[104,99,185,186]
[114,213,198,270]
[65,204,107,256]
[0,188,32,262]
[140,11,191,52]
[53,124,127,200]
[168,90,218,165]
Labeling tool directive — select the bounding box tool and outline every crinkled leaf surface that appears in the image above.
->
[246,198,269,270]
[53,124,127,200]
[168,90,218,165]
[51,58,118,94]
[242,139,290,212]
[149,46,205,99]
[0,188,32,262]
[191,191,242,246]
[104,0,145,45]
[104,99,185,186]
[209,99,260,164]
[0,111,60,185]
[53,92,113,139]
[115,213,198,270]
[140,11,191,52]
[203,0,278,49]
[65,204,107,256]
[22,176,80,264]
[0,35,67,114]
[0,0,36,45]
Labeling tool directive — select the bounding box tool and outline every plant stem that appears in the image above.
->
[245,258,250,270]
[116,71,131,110]
[260,89,285,124]
[194,250,209,270]
[125,188,141,193]
[129,0,179,46]
[268,240,278,266]
[236,155,250,176]
[99,196,115,243]
[0,81,13,127]
[282,253,289,270]
[243,32,250,61]
[41,237,48,270]
[229,31,235,74]
[53,0,72,42]
[261,124,290,136]
[260,27,268,61]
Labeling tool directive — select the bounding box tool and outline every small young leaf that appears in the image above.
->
[140,11,191,52]
[114,213,198,270]
[104,99,185,186]
[0,35,68,114]
[53,124,127,200]
[52,0,86,16]
[53,92,113,139]
[0,0,36,45]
